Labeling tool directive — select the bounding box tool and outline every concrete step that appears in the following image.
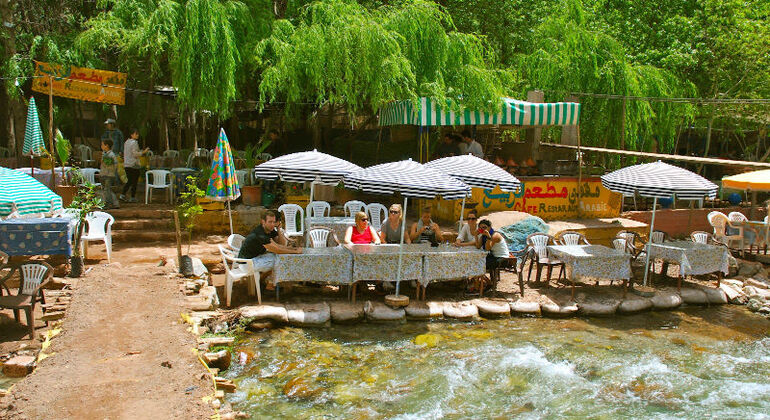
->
[111,229,177,242]
[112,218,174,231]
[109,208,175,219]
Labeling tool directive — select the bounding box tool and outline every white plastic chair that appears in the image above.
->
[708,211,742,253]
[278,204,304,239]
[650,230,668,244]
[344,200,366,217]
[366,203,387,231]
[194,147,208,157]
[612,238,628,253]
[0,261,53,338]
[227,234,245,254]
[81,211,114,263]
[80,168,101,187]
[306,201,330,218]
[145,169,173,204]
[235,169,249,187]
[76,144,94,166]
[558,231,590,246]
[218,245,261,307]
[728,211,755,255]
[163,150,179,160]
[257,153,272,161]
[308,227,335,248]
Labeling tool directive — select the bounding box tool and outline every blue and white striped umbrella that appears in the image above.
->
[425,154,521,192]
[344,159,471,200]
[0,167,62,217]
[254,149,362,185]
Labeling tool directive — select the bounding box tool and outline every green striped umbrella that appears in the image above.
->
[23,97,46,156]
[0,167,63,217]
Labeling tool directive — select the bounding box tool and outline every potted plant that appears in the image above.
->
[53,130,78,206]
[176,176,204,276]
[68,170,104,277]
[240,140,272,206]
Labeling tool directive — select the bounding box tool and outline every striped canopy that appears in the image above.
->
[722,169,770,191]
[425,154,521,192]
[254,149,362,185]
[206,128,240,201]
[601,161,718,200]
[0,167,63,217]
[23,97,46,156]
[344,159,471,200]
[379,97,581,127]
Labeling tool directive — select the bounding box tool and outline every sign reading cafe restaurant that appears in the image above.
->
[32,61,127,105]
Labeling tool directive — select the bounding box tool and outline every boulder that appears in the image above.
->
[329,302,364,324]
[510,300,542,316]
[651,292,683,310]
[698,286,728,304]
[471,299,511,317]
[443,301,479,320]
[203,350,232,371]
[577,299,620,316]
[240,305,289,323]
[2,356,36,377]
[743,286,770,300]
[746,278,770,290]
[679,288,709,305]
[747,298,763,312]
[364,301,405,322]
[618,298,653,314]
[540,301,578,317]
[719,283,746,302]
[286,302,330,327]
[737,260,763,278]
[404,301,444,319]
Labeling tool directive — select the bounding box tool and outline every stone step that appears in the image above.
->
[111,229,178,242]
[109,208,175,219]
[112,218,174,231]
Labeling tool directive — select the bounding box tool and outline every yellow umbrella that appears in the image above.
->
[722,169,770,191]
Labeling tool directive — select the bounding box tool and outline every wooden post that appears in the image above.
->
[576,125,582,218]
[173,210,183,269]
[620,97,626,166]
[48,76,56,189]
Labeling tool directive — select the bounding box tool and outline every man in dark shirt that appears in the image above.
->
[239,209,301,273]
[434,133,461,159]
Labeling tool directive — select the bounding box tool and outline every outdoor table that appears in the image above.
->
[345,243,425,301]
[270,247,353,300]
[645,240,729,289]
[0,217,71,257]
[170,168,198,197]
[548,244,632,297]
[15,167,72,186]
[420,246,486,299]
[307,217,355,244]
[742,220,769,251]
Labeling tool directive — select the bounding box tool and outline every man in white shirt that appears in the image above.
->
[455,209,480,247]
[461,129,484,158]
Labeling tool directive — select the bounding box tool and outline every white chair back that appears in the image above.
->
[650,231,667,244]
[85,211,114,239]
[76,144,92,162]
[344,200,366,217]
[612,238,628,253]
[366,203,387,231]
[80,168,101,186]
[163,150,179,159]
[308,228,332,248]
[228,234,245,253]
[146,169,172,187]
[306,201,330,218]
[560,232,588,246]
[278,204,304,237]
[20,263,49,295]
[528,233,551,260]
[691,232,709,244]
[727,211,748,224]
[235,170,249,187]
[708,211,729,237]
[194,147,208,157]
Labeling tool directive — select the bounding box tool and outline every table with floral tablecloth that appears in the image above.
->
[0,218,71,256]
[645,240,729,277]
[421,246,487,286]
[270,247,352,285]
[345,244,425,282]
[307,217,355,245]
[548,245,632,282]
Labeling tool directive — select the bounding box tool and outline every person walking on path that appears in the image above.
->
[99,139,120,209]
[121,128,148,203]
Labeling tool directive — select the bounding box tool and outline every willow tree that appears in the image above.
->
[516,0,695,160]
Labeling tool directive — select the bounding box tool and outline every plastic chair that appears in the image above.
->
[307,226,339,248]
[728,211,756,255]
[81,211,114,263]
[690,231,716,245]
[145,169,173,204]
[344,200,366,217]
[525,233,565,285]
[257,153,272,161]
[218,245,261,307]
[76,144,95,167]
[79,168,101,187]
[650,230,669,243]
[163,150,179,160]
[306,201,330,218]
[278,204,304,240]
[612,238,628,253]
[235,169,249,187]
[556,231,590,246]
[0,262,53,338]
[615,230,646,260]
[227,233,245,254]
[366,203,387,231]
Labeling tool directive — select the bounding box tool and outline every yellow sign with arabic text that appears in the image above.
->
[32,61,127,105]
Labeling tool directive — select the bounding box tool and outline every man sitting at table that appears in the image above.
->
[238,210,302,276]
[410,206,442,245]
[476,219,510,269]
[344,212,381,244]
[455,209,480,247]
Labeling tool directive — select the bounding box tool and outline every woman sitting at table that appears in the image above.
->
[476,219,509,269]
[455,209,480,247]
[344,212,381,245]
[379,204,411,244]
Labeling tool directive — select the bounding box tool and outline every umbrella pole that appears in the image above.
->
[227,200,233,236]
[458,196,466,231]
[395,196,408,296]
[642,196,658,287]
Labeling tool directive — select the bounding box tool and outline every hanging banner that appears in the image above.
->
[31,61,127,105]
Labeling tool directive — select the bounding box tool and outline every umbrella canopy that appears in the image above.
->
[722,169,770,191]
[601,161,718,200]
[425,154,521,192]
[344,159,471,200]
[23,97,46,156]
[206,128,240,202]
[254,149,362,185]
[0,167,62,217]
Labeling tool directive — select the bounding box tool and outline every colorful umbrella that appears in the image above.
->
[22,97,46,156]
[206,128,240,234]
[0,166,62,217]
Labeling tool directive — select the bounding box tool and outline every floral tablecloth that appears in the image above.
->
[307,217,355,245]
[645,240,730,276]
[345,244,424,282]
[270,247,353,285]
[548,245,632,281]
[0,218,71,256]
[421,247,487,286]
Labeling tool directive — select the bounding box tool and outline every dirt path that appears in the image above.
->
[1,262,213,420]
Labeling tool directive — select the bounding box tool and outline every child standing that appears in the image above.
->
[100,139,120,209]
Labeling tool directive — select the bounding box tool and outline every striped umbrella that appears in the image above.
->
[344,159,471,296]
[600,161,718,286]
[206,128,240,234]
[0,167,63,217]
[425,154,521,224]
[254,149,362,202]
[23,97,46,156]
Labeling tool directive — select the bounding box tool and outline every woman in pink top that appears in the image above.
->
[344,212,381,244]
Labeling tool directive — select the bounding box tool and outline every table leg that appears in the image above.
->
[422,284,426,301]
[415,284,421,300]
[717,271,722,289]
[622,279,628,298]
[351,282,357,303]
[677,275,682,292]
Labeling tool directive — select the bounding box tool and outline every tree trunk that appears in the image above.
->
[697,110,715,175]
[76,101,86,144]
[160,99,169,151]
[0,0,18,154]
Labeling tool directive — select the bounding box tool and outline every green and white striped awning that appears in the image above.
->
[379,97,581,127]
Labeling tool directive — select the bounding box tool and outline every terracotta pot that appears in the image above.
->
[56,185,79,207]
[242,185,262,207]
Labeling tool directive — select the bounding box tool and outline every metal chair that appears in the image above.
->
[307,226,339,248]
[366,203,387,231]
[145,169,173,204]
[306,201,330,218]
[227,233,246,254]
[556,231,590,246]
[79,168,101,187]
[344,200,366,217]
[81,211,114,263]
[278,204,304,240]
[525,233,565,285]
[218,245,261,307]
[0,262,53,338]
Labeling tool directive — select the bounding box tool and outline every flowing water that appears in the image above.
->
[226,306,770,419]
